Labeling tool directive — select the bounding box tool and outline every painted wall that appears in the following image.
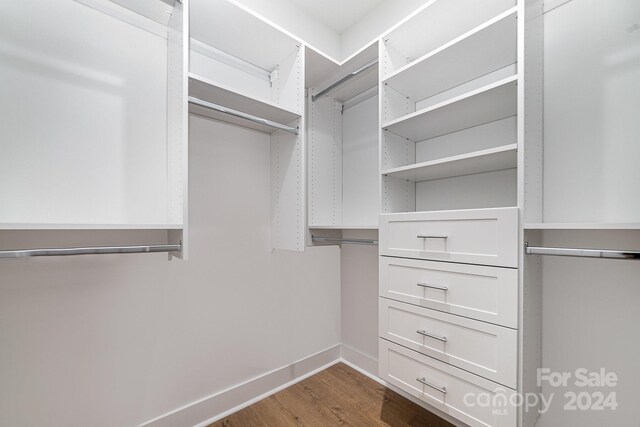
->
[340,0,430,59]
[340,230,379,375]
[536,230,640,426]
[0,116,341,427]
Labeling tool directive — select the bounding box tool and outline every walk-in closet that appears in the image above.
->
[1,1,638,426]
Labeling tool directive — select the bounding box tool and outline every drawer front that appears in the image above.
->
[380,299,517,388]
[380,339,517,427]
[380,257,518,328]
[379,208,519,268]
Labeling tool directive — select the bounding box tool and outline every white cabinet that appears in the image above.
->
[379,208,519,268]
[380,299,517,387]
[380,257,518,328]
[380,339,517,427]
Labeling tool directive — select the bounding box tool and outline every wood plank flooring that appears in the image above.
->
[209,362,455,427]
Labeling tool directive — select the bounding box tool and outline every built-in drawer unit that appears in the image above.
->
[380,339,516,427]
[379,256,518,328]
[379,208,518,267]
[380,299,517,388]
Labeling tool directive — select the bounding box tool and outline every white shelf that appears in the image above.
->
[524,223,640,230]
[308,42,379,102]
[383,8,517,102]
[106,0,175,26]
[383,75,518,142]
[309,225,379,230]
[0,224,183,230]
[189,73,300,133]
[383,144,517,182]
[190,0,300,71]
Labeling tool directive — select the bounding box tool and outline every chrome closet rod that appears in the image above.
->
[312,236,378,246]
[524,243,640,260]
[0,244,182,259]
[311,59,379,102]
[188,96,299,135]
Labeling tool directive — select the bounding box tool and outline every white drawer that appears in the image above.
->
[380,257,518,328]
[380,339,517,427]
[379,208,519,268]
[380,299,517,388]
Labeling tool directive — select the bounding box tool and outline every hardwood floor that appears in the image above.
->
[209,362,455,427]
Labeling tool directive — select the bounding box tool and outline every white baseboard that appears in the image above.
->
[139,344,341,427]
[340,344,378,377]
[139,342,466,427]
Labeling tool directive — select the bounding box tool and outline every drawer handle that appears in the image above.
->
[417,235,448,239]
[416,377,447,394]
[416,330,447,342]
[416,283,448,292]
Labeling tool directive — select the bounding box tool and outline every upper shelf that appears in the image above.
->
[383,7,517,102]
[189,73,300,134]
[383,0,516,74]
[382,144,517,182]
[382,75,518,142]
[105,0,176,26]
[308,42,379,103]
[190,0,300,71]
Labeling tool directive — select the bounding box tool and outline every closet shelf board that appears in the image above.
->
[190,0,300,70]
[189,73,300,133]
[524,223,640,230]
[382,75,518,142]
[382,144,517,182]
[309,225,379,230]
[383,7,517,101]
[0,224,183,230]
[308,42,379,102]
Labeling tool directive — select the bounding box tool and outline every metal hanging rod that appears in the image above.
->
[312,236,378,246]
[0,243,181,259]
[525,243,640,260]
[311,59,379,102]
[188,96,299,135]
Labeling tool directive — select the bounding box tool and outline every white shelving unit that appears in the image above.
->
[522,0,640,230]
[307,44,380,235]
[377,1,544,427]
[0,0,189,258]
[189,0,305,251]
[379,0,520,216]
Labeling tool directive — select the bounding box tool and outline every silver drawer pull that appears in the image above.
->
[416,377,447,394]
[416,330,447,342]
[417,283,448,291]
[417,235,448,239]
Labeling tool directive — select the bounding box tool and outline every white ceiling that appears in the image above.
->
[289,0,385,34]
